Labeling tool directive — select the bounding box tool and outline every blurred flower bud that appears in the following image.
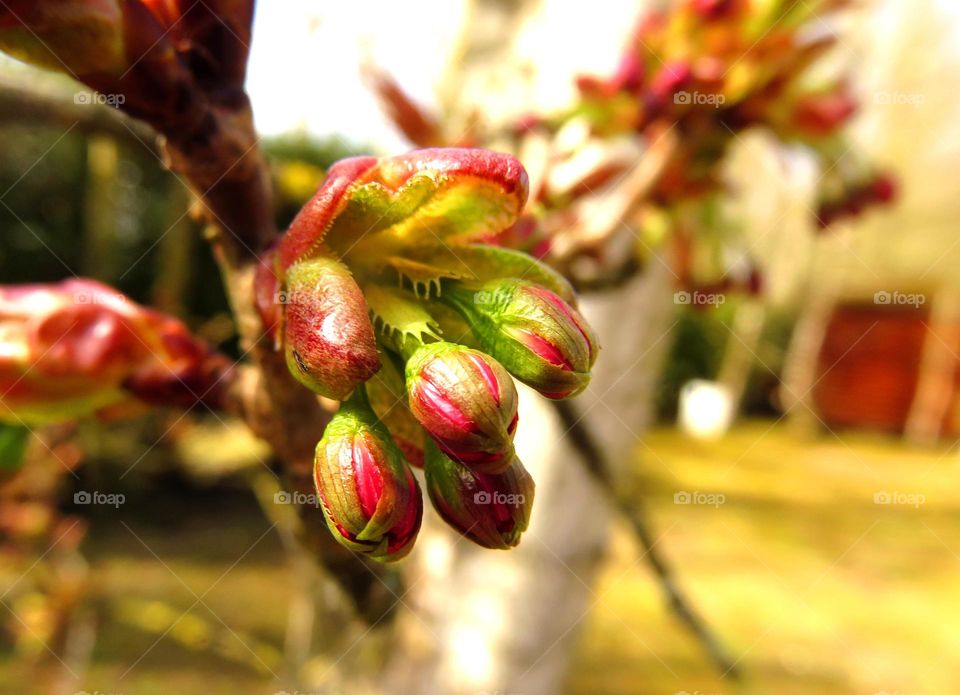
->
[688,0,747,20]
[0,279,229,424]
[424,442,534,550]
[282,255,380,400]
[871,173,898,204]
[446,280,599,400]
[789,89,858,137]
[650,60,693,104]
[405,342,518,473]
[313,390,422,561]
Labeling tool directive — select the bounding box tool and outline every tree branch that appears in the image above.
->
[0,82,156,150]
[156,93,403,625]
[552,399,741,679]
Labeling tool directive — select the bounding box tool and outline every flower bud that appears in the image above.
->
[314,391,422,561]
[405,342,518,473]
[0,279,229,424]
[424,442,534,550]
[282,255,380,400]
[445,280,598,399]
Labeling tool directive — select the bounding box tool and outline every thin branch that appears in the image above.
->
[552,399,742,680]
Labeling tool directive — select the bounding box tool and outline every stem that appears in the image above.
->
[158,98,399,626]
[551,399,742,680]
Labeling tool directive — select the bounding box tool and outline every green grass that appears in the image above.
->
[569,421,960,695]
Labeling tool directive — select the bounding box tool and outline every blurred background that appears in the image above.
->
[2,0,960,693]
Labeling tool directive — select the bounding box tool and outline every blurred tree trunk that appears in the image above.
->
[781,247,848,435]
[385,258,677,695]
[382,3,680,692]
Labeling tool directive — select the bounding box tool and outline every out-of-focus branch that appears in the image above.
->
[0,82,155,149]
[550,128,678,283]
[552,399,741,680]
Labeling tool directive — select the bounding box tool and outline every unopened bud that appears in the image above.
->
[313,390,422,561]
[445,280,598,399]
[282,256,380,400]
[424,441,534,550]
[405,342,518,473]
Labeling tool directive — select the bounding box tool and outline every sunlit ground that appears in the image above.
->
[2,421,958,694]
[572,421,960,695]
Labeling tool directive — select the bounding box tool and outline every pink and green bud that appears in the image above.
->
[282,255,381,401]
[405,342,518,473]
[445,280,599,400]
[424,441,534,550]
[313,389,422,561]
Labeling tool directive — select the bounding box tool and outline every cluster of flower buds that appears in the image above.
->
[256,148,598,560]
[567,0,859,134]
[366,0,892,284]
[0,279,231,425]
[564,0,867,203]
